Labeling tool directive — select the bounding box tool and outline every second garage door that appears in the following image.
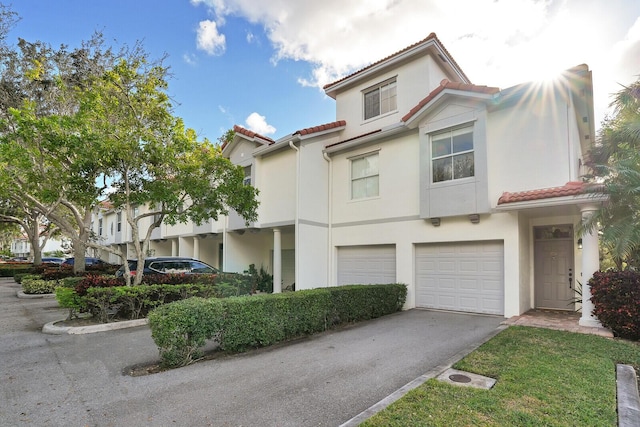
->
[337,245,396,285]
[415,241,504,315]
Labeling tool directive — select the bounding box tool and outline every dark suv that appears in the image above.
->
[115,256,218,277]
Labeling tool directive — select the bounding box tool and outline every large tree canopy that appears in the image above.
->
[584,78,640,269]
[0,32,258,280]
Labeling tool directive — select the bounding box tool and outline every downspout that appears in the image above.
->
[323,152,333,287]
[289,141,300,289]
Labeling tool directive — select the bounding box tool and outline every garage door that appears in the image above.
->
[415,241,503,315]
[337,245,396,285]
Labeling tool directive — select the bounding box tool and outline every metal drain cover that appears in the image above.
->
[449,374,472,383]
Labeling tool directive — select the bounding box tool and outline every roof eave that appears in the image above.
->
[404,91,497,128]
[324,123,407,155]
[324,38,469,99]
[495,193,608,211]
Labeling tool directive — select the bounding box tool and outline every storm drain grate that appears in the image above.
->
[449,374,472,383]
[437,368,496,390]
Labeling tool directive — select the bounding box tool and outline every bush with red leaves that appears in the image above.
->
[589,270,640,340]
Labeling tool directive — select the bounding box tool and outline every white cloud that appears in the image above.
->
[183,53,197,65]
[246,31,255,43]
[196,19,226,55]
[193,0,640,125]
[245,112,276,135]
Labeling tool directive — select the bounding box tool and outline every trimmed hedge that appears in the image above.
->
[21,278,59,294]
[149,284,407,368]
[589,270,640,340]
[0,264,32,277]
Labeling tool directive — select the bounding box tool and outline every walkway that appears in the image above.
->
[503,308,614,337]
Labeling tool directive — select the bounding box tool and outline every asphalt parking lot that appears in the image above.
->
[0,277,503,426]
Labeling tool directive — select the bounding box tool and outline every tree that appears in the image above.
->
[583,78,640,269]
[0,33,258,280]
[0,35,114,272]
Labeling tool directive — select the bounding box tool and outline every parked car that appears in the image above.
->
[62,257,109,266]
[115,256,219,277]
[42,257,65,264]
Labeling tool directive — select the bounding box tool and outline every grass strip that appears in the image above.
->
[362,326,640,426]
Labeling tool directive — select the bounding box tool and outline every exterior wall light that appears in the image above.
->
[430,218,441,227]
[469,214,480,224]
[577,238,583,249]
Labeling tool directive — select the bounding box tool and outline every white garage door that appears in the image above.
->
[415,241,504,315]
[337,245,396,285]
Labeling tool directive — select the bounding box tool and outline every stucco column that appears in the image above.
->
[193,236,200,260]
[273,228,282,294]
[579,205,603,328]
[171,239,178,256]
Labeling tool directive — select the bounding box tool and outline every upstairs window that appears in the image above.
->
[364,79,397,120]
[431,126,474,183]
[351,152,379,199]
[116,212,122,232]
[243,166,252,186]
[98,219,103,236]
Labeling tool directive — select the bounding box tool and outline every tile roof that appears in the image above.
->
[323,33,469,91]
[99,200,113,210]
[232,125,276,144]
[497,181,604,205]
[401,79,500,122]
[293,120,346,136]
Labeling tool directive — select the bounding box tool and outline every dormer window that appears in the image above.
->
[364,78,397,120]
[243,165,252,186]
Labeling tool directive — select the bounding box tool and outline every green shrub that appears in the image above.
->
[14,273,39,284]
[0,265,32,277]
[589,270,640,340]
[328,284,407,325]
[83,283,219,322]
[149,284,407,368]
[149,297,225,368]
[21,278,59,294]
[55,287,86,319]
[59,276,85,288]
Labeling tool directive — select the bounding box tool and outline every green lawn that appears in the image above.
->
[361,326,640,426]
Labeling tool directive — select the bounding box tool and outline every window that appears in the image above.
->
[116,212,122,232]
[431,126,474,183]
[243,166,251,186]
[351,153,379,199]
[98,219,103,236]
[364,79,397,120]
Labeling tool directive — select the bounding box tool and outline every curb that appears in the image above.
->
[42,318,149,335]
[617,364,640,427]
[16,290,56,299]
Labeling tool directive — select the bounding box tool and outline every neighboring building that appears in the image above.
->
[10,234,68,260]
[93,33,605,326]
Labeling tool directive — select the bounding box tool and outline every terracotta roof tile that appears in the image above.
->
[323,33,469,91]
[402,79,500,122]
[232,125,276,144]
[497,181,603,205]
[294,120,346,136]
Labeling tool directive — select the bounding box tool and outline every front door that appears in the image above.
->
[534,226,575,310]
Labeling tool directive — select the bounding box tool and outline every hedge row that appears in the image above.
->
[0,265,32,277]
[589,270,640,340]
[148,284,407,368]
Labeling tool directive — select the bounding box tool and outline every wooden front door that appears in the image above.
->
[535,226,575,310]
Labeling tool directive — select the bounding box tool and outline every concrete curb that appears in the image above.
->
[339,324,508,427]
[16,290,56,299]
[617,364,640,427]
[42,318,149,335]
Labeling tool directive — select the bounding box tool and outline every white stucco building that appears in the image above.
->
[93,33,605,325]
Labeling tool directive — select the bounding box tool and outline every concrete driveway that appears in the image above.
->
[0,278,503,426]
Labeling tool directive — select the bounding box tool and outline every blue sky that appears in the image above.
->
[7,0,640,141]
